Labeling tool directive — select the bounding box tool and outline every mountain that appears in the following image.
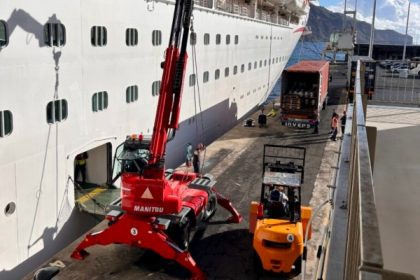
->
[307,4,412,45]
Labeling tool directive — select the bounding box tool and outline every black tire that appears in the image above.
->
[291,256,302,277]
[168,218,190,250]
[253,250,263,276]
[203,193,217,221]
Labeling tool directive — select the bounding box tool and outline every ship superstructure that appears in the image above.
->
[0,0,309,278]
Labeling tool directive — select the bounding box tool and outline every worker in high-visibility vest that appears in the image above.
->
[330,114,339,141]
[75,152,88,183]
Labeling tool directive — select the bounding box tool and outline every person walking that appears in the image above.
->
[330,114,339,141]
[193,143,205,174]
[312,110,319,134]
[340,110,347,136]
[330,109,338,134]
[75,152,88,183]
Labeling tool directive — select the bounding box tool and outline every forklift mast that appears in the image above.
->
[262,144,306,183]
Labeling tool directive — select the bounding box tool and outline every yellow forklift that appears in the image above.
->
[249,145,312,275]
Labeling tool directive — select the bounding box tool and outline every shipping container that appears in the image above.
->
[280,60,330,129]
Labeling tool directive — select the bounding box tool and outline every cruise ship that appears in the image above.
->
[0,0,309,278]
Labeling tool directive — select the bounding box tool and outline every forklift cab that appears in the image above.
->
[261,170,302,222]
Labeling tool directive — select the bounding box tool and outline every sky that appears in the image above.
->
[314,0,420,44]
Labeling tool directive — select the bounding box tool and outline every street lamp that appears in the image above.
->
[402,0,411,61]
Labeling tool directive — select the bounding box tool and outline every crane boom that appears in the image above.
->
[149,0,193,166]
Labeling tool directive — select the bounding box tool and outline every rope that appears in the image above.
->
[68,176,108,214]
[189,19,208,175]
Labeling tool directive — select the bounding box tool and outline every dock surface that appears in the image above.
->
[25,65,347,280]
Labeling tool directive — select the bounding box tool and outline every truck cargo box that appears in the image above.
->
[280,60,329,128]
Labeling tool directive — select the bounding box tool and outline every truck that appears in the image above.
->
[280,60,329,129]
[249,145,312,275]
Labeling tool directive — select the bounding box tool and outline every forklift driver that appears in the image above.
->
[270,186,288,204]
[268,186,289,218]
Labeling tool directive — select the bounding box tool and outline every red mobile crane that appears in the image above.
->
[70,0,242,278]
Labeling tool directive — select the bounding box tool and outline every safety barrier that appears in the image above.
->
[325,60,416,280]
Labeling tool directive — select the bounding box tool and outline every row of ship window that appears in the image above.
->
[0,52,288,137]
[256,35,283,40]
[0,21,244,48]
[189,56,289,85]
[0,84,149,138]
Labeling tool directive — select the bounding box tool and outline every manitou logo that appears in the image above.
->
[141,187,154,199]
[133,205,164,213]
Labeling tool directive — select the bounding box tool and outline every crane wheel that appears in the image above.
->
[168,218,190,250]
[203,193,217,221]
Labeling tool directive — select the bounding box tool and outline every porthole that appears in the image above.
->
[204,33,210,45]
[4,202,16,216]
[190,32,197,45]
[215,69,220,80]
[0,110,13,137]
[203,71,209,83]
[126,28,138,46]
[91,26,107,47]
[0,20,9,48]
[216,34,221,45]
[152,81,161,96]
[44,23,66,47]
[152,30,162,46]
[226,34,230,45]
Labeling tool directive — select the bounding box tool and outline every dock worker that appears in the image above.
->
[270,186,288,205]
[75,152,88,183]
[258,109,267,128]
[193,143,205,174]
[186,143,193,167]
[330,109,338,133]
[269,186,289,217]
[313,110,319,134]
[341,110,347,136]
[330,114,339,141]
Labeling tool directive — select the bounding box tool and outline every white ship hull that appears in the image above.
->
[0,0,309,278]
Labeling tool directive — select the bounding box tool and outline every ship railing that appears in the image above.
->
[325,61,416,280]
[233,4,241,14]
[198,0,291,26]
[241,7,249,17]
[278,14,289,26]
[199,0,213,8]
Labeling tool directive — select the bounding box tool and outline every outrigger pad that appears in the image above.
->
[33,266,60,280]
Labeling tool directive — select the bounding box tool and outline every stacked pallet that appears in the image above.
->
[281,94,301,110]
